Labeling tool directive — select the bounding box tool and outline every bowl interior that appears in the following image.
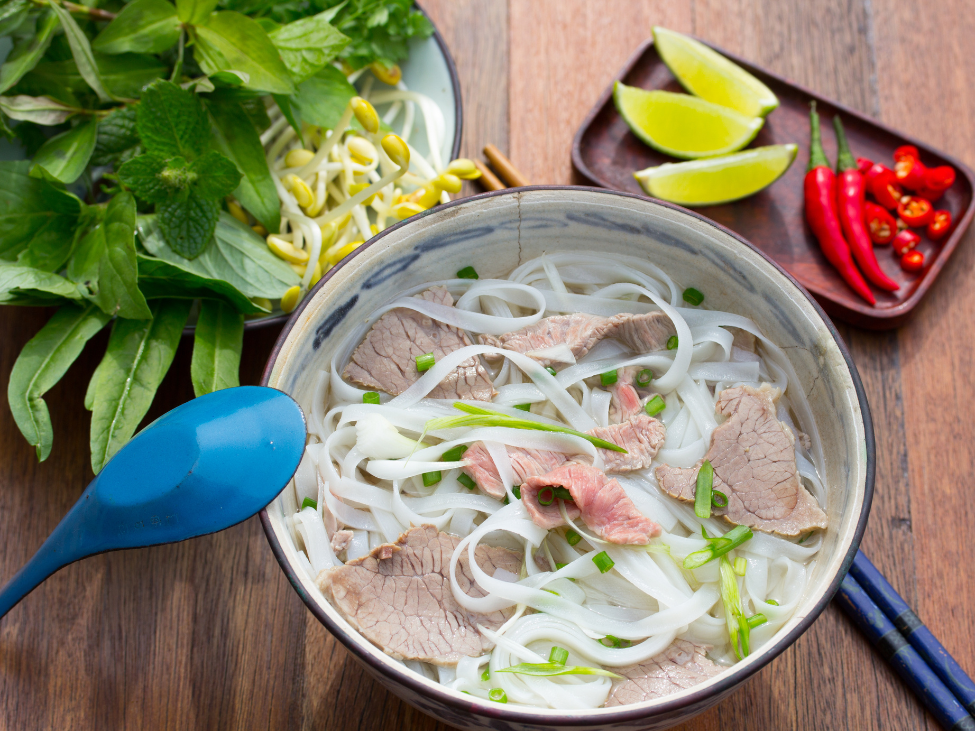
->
[261,188,871,728]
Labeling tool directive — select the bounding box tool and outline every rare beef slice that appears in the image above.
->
[604,640,723,707]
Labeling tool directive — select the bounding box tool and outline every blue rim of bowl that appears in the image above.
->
[259,185,875,726]
[191,4,463,335]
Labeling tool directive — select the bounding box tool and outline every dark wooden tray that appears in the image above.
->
[572,37,974,329]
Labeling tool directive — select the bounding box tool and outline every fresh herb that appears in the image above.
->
[497,663,622,679]
[683,525,754,570]
[441,443,467,462]
[458,473,477,491]
[592,551,615,574]
[415,352,435,372]
[190,299,243,397]
[300,496,317,510]
[667,335,678,350]
[422,470,442,487]
[644,394,665,417]
[635,368,653,387]
[456,265,478,279]
[682,287,704,306]
[600,369,618,386]
[362,391,381,404]
[694,460,714,519]
[548,646,568,666]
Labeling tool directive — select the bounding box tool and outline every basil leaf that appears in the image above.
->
[93,0,181,55]
[0,160,84,269]
[0,94,77,125]
[176,0,218,25]
[290,65,356,130]
[190,299,243,396]
[8,303,110,460]
[138,212,299,298]
[158,189,220,258]
[0,262,85,305]
[189,149,242,199]
[137,79,209,159]
[193,11,294,94]
[206,96,280,232]
[0,0,30,38]
[118,152,182,203]
[89,298,191,473]
[48,1,113,102]
[27,53,167,100]
[135,254,266,314]
[269,11,349,83]
[92,106,140,166]
[272,92,301,136]
[0,10,57,94]
[32,118,98,184]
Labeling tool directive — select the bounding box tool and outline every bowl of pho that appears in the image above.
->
[260,186,874,731]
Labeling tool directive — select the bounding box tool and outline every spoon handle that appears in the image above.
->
[0,517,85,619]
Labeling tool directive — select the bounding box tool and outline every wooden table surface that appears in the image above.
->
[2,1,973,729]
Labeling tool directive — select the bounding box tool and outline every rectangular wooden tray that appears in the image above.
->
[572,37,974,329]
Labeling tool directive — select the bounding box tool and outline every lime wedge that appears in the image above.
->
[634,144,797,206]
[614,84,763,160]
[653,27,779,117]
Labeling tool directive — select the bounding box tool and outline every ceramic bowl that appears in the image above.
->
[260,187,874,731]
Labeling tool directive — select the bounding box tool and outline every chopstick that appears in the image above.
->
[473,159,506,191]
[836,563,975,730]
[850,551,975,714]
[483,144,530,187]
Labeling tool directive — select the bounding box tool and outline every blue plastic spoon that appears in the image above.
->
[0,386,306,620]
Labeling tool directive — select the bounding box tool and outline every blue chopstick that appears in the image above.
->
[836,573,975,730]
[851,551,975,715]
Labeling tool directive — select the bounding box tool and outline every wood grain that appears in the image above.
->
[1,1,971,729]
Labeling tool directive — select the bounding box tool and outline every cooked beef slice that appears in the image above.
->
[609,369,644,424]
[330,529,354,555]
[343,286,496,400]
[655,385,828,536]
[729,327,757,353]
[317,525,521,666]
[479,312,675,366]
[461,416,666,498]
[521,463,661,544]
[604,640,723,707]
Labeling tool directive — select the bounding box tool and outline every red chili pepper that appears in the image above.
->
[892,229,920,256]
[870,168,903,209]
[915,185,946,203]
[863,202,896,244]
[922,165,955,192]
[856,157,874,175]
[864,163,892,191]
[900,250,924,272]
[927,210,952,240]
[804,104,876,305]
[897,196,934,227]
[893,145,919,162]
[895,156,926,190]
[833,116,899,292]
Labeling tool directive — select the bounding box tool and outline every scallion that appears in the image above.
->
[512,485,522,500]
[600,369,618,386]
[645,394,665,417]
[600,635,632,649]
[719,556,750,659]
[733,557,747,576]
[798,531,812,544]
[416,352,435,372]
[566,529,582,546]
[711,489,729,508]
[488,688,507,703]
[667,335,678,350]
[636,368,653,387]
[552,486,572,501]
[766,599,779,606]
[481,668,490,682]
[683,287,704,306]
[545,366,557,376]
[747,613,767,629]
[682,524,754,570]
[458,473,477,490]
[593,551,615,574]
[362,391,381,404]
[422,470,442,487]
[694,460,714,519]
[514,403,531,411]
[300,497,317,511]
[496,663,622,679]
[549,646,569,666]
[457,265,479,280]
[441,444,468,462]
[555,562,567,570]
[538,487,555,506]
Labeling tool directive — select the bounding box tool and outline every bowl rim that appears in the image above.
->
[259,185,876,726]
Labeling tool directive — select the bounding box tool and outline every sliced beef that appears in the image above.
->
[317,525,521,666]
[330,529,354,555]
[655,385,828,537]
[609,368,644,424]
[462,416,666,499]
[521,463,661,544]
[604,640,723,707]
[479,311,675,365]
[343,286,496,400]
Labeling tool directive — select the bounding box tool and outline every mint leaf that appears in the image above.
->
[93,0,182,56]
[92,106,141,166]
[269,11,349,83]
[137,79,209,159]
[118,152,186,203]
[193,11,294,95]
[189,150,241,199]
[158,190,219,258]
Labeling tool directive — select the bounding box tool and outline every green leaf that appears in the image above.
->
[138,212,299,298]
[137,79,210,159]
[32,118,97,184]
[206,96,280,231]
[0,160,84,269]
[48,0,113,103]
[326,0,433,69]
[26,53,168,100]
[89,298,191,473]
[0,261,85,305]
[118,152,184,203]
[176,0,218,25]
[269,11,349,83]
[8,303,111,460]
[93,0,181,55]
[190,299,243,396]
[158,189,219,258]
[0,94,77,125]
[193,11,295,94]
[290,64,356,130]
[0,0,30,38]
[135,254,266,314]
[272,92,301,137]
[189,149,242,199]
[0,10,57,94]
[92,106,141,166]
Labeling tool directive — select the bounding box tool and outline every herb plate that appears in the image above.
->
[571,37,975,329]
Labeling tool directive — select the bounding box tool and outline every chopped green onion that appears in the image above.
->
[667,335,678,350]
[458,473,477,490]
[545,366,557,376]
[600,635,632,648]
[481,668,490,682]
[543,588,559,596]
[682,525,754,570]
[549,646,569,666]
[441,444,468,462]
[636,368,653,387]
[552,486,572,501]
[566,529,582,546]
[514,403,531,411]
[496,663,622,679]
[600,369,618,386]
[593,551,615,573]
[683,287,705,306]
[416,352,435,372]
[733,557,747,576]
[555,562,567,570]
[488,688,507,703]
[537,487,555,506]
[798,531,813,544]
[719,556,750,659]
[512,485,522,500]
[644,395,665,417]
[457,265,479,279]
[747,613,767,628]
[766,599,779,606]
[300,497,317,511]
[362,391,381,404]
[737,613,751,657]
[645,543,672,555]
[711,489,728,508]
[694,460,714,519]
[422,470,442,487]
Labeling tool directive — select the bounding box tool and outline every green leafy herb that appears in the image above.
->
[135,255,267,314]
[48,0,113,103]
[93,0,183,55]
[32,118,98,184]
[192,11,295,94]
[0,10,58,94]
[513,403,531,412]
[300,496,317,511]
[269,11,349,83]
[289,64,357,130]
[177,0,220,25]
[92,106,141,166]
[456,265,478,279]
[496,663,622,679]
[0,263,86,305]
[323,0,433,70]
[190,299,243,396]
[0,94,78,126]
